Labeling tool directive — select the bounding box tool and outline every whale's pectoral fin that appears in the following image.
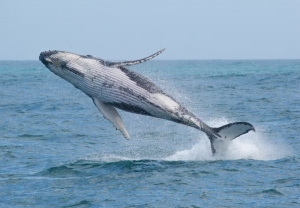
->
[105,48,165,68]
[207,122,255,155]
[92,98,130,139]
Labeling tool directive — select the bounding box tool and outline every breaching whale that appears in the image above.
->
[39,49,255,154]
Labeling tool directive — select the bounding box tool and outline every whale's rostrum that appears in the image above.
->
[39,49,255,154]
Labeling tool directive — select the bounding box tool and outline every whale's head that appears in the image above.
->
[39,50,87,83]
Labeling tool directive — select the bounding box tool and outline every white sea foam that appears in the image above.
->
[82,117,292,162]
[82,154,137,163]
[85,132,291,163]
[165,118,292,161]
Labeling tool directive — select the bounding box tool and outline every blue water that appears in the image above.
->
[0,60,299,207]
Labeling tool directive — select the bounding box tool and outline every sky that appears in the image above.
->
[0,0,299,60]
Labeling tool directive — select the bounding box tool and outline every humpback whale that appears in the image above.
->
[39,49,255,154]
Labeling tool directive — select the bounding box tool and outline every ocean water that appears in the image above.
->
[0,60,299,207]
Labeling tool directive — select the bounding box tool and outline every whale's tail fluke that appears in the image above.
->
[207,122,255,154]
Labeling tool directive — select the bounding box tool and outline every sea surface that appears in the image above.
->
[0,60,299,207]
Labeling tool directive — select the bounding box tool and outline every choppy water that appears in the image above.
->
[0,60,299,207]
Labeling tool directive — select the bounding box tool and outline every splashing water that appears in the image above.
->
[84,117,292,163]
[165,133,290,161]
[166,118,292,161]
[83,126,291,163]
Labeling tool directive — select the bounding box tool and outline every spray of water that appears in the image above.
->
[165,118,292,161]
[83,116,291,163]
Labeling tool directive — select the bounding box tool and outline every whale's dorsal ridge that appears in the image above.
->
[104,48,165,68]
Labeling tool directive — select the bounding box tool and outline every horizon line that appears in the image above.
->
[0,58,300,62]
